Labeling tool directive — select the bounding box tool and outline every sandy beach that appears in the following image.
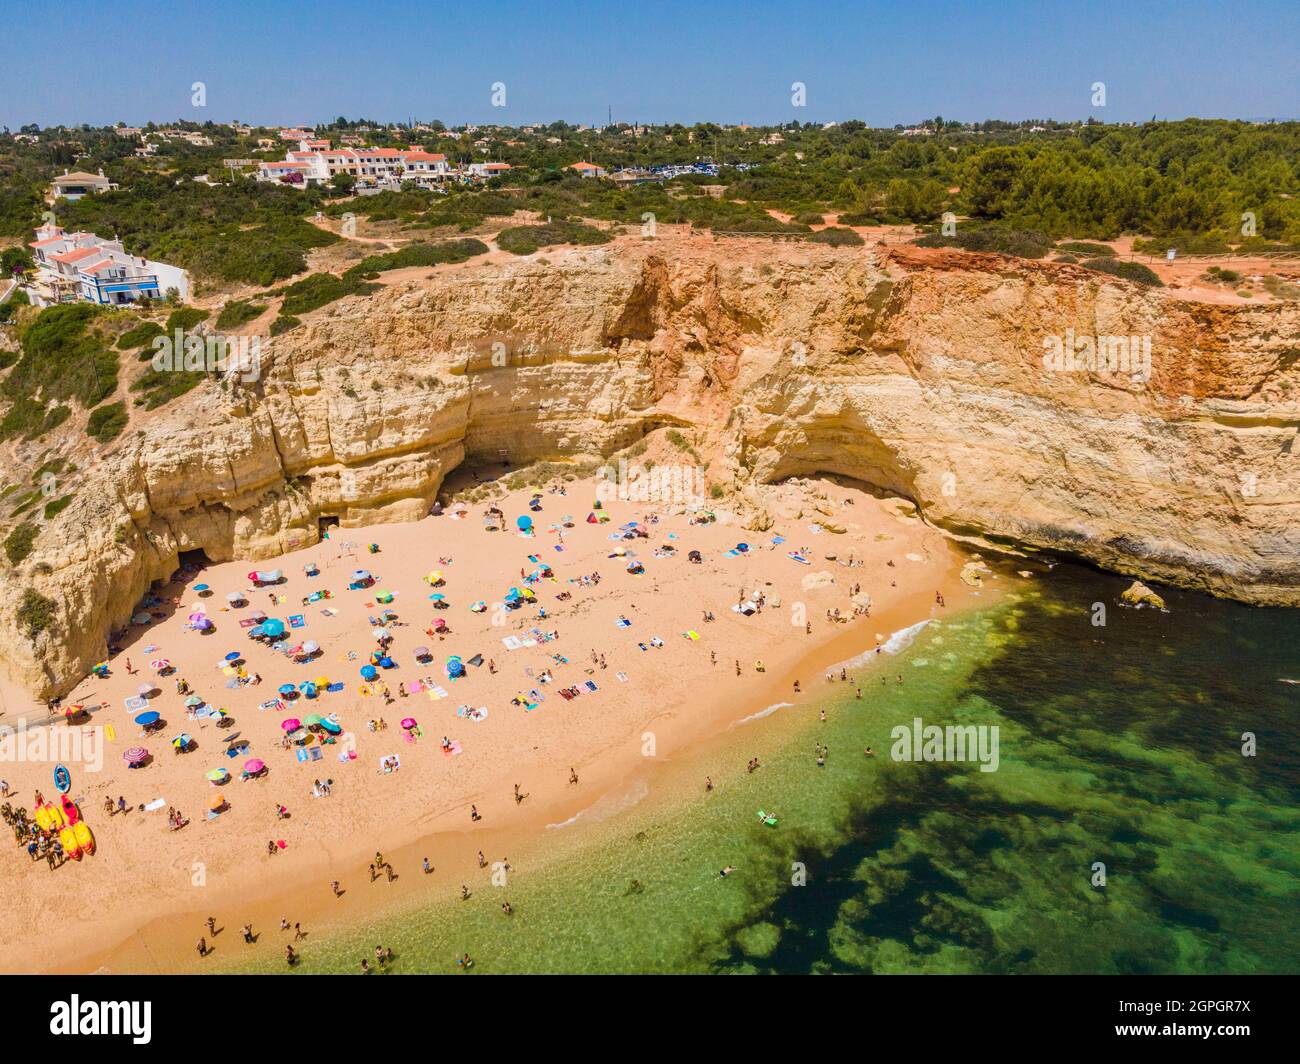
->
[0,471,985,973]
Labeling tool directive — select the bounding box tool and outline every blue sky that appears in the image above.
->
[2,0,1297,129]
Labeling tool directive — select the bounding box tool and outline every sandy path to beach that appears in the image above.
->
[0,475,980,972]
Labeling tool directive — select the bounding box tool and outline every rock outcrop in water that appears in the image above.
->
[4,238,1298,697]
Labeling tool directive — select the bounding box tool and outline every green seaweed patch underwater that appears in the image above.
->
[711,567,1300,974]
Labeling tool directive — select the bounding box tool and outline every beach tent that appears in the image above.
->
[470,601,487,613]
[424,571,445,586]
[378,656,395,669]
[375,591,394,604]
[446,656,465,679]
[413,646,431,662]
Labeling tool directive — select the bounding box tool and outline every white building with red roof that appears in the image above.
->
[26,224,190,306]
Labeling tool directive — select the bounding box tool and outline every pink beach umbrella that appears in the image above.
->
[243,758,265,775]
[123,747,149,764]
[281,718,301,731]
[150,658,171,672]
[400,717,417,729]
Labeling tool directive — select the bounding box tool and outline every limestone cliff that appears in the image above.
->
[4,238,1297,697]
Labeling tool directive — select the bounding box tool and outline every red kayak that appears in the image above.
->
[60,794,79,825]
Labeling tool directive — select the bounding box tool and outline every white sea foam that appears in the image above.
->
[830,619,935,672]
[545,778,649,830]
[729,701,794,728]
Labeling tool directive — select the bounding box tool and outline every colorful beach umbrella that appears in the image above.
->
[207,768,228,782]
[133,711,160,726]
[243,759,264,775]
[318,716,342,734]
[401,717,417,729]
[150,659,171,671]
[124,747,149,764]
[277,683,295,695]
[261,618,286,638]
[281,718,301,731]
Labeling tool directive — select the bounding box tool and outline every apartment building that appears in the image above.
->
[26,224,190,306]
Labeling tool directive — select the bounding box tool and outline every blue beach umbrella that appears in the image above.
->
[360,664,378,681]
[261,618,287,639]
[134,711,160,726]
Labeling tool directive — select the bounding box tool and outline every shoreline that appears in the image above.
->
[0,477,995,974]
[62,576,995,975]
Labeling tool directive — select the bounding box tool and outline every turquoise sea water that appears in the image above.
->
[242,563,1300,974]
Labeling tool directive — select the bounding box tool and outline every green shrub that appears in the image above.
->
[807,226,865,247]
[87,401,129,442]
[1080,258,1163,286]
[497,221,611,255]
[17,588,56,637]
[215,301,266,329]
[1,305,118,433]
[42,495,74,520]
[4,522,37,564]
[165,307,209,333]
[1056,241,1115,257]
[270,314,301,336]
[793,211,825,226]
[915,227,1052,259]
[116,321,166,349]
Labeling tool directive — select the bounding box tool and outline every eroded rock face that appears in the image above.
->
[4,241,1297,697]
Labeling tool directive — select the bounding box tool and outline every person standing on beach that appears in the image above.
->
[197,937,207,957]
[331,880,342,897]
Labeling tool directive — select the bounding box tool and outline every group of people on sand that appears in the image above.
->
[4,801,66,870]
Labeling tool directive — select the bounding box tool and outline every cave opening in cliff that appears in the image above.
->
[318,515,340,536]
[177,548,211,574]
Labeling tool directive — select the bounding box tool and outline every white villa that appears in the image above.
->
[26,224,190,307]
[47,169,117,203]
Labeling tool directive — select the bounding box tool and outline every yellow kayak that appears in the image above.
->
[73,821,94,856]
[58,825,81,860]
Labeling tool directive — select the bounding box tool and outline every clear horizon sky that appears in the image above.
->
[2,0,1297,131]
